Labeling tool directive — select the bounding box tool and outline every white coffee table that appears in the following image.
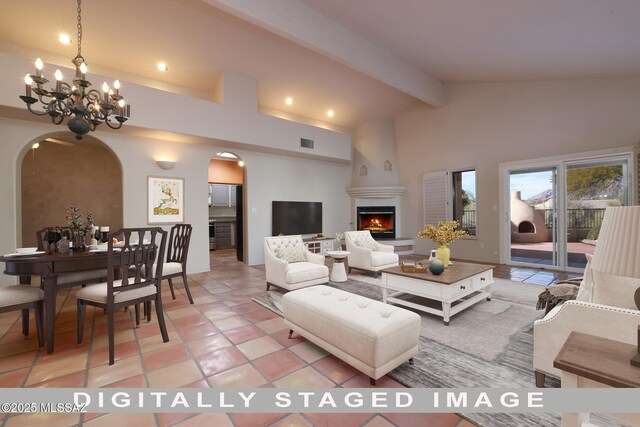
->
[381,261,494,325]
[326,250,350,282]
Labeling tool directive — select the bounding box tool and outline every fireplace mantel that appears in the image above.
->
[346,186,406,199]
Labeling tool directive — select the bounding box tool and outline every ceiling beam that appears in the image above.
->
[203,0,447,107]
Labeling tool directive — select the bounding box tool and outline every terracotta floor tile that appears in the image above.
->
[289,341,330,363]
[173,413,234,427]
[228,412,284,427]
[83,412,156,427]
[29,370,86,388]
[4,412,81,427]
[142,344,192,371]
[135,322,175,339]
[362,415,396,427]
[243,307,279,323]
[382,412,461,427]
[0,352,36,374]
[105,374,147,388]
[25,354,87,386]
[231,301,263,315]
[176,322,219,341]
[157,412,196,427]
[223,324,265,344]
[255,317,287,334]
[208,363,267,388]
[90,329,135,350]
[457,418,478,427]
[273,366,335,388]
[312,355,360,385]
[236,335,283,360]
[304,413,375,427]
[89,340,140,367]
[271,413,313,427]
[147,359,203,388]
[213,315,251,332]
[196,347,247,376]
[186,333,232,357]
[270,328,307,348]
[253,349,306,381]
[138,330,181,353]
[166,306,201,319]
[171,313,211,329]
[0,367,30,387]
[87,355,143,387]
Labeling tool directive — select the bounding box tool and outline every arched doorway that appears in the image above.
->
[19,134,123,247]
[208,152,246,262]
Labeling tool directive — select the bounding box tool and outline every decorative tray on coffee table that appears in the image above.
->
[400,260,428,273]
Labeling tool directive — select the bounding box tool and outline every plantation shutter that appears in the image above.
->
[423,171,451,227]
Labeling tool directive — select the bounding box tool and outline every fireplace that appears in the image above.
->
[357,206,396,239]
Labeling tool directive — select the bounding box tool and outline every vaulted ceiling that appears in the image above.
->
[1,0,639,130]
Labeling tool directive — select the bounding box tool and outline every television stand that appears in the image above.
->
[303,237,335,254]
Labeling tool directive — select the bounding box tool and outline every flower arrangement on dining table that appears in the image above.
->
[65,207,95,249]
[417,220,467,268]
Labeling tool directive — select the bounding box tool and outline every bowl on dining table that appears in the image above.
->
[16,247,38,254]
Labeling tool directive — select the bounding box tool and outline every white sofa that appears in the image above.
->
[533,206,640,387]
[344,230,399,276]
[264,235,329,291]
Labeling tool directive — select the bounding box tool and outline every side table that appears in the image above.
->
[326,251,350,282]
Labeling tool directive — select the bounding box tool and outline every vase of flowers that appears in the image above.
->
[417,220,467,268]
[66,207,95,252]
[335,232,344,251]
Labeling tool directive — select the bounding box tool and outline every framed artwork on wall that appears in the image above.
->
[147,176,184,224]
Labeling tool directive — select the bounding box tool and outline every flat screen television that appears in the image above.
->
[272,201,322,236]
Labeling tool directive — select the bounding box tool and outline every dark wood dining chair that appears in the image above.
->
[76,227,170,365]
[162,224,194,304]
[0,286,44,349]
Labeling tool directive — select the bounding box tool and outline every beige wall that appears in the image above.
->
[20,138,123,247]
[394,77,640,262]
[208,159,244,184]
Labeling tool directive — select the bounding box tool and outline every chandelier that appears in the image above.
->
[19,0,130,139]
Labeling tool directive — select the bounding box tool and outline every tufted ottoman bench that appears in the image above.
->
[283,285,421,386]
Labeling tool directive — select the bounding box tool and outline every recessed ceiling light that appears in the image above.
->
[157,62,168,72]
[285,97,293,106]
[238,160,245,167]
[327,109,334,117]
[32,142,40,149]
[58,33,71,45]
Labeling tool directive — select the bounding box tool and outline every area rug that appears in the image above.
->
[252,276,620,427]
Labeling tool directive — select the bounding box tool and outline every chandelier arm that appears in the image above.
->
[25,103,51,117]
[104,117,124,130]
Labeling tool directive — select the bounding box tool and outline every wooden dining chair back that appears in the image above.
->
[163,224,194,304]
[0,286,44,349]
[76,227,170,365]
[35,226,71,252]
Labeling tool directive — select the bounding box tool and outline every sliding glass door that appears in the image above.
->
[509,168,558,267]
[504,153,632,272]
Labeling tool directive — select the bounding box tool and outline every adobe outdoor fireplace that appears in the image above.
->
[357,206,396,239]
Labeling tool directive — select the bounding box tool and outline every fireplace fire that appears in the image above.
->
[357,206,395,238]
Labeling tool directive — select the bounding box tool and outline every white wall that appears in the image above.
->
[0,118,352,284]
[394,77,640,262]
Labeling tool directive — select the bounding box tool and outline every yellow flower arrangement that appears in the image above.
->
[417,220,467,246]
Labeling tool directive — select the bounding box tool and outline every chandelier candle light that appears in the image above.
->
[417,220,467,268]
[19,0,130,139]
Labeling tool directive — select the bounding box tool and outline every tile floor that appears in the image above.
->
[0,250,581,426]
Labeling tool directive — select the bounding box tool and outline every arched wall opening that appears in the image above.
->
[18,133,123,247]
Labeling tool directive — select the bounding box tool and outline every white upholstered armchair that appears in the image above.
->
[533,206,640,387]
[264,235,329,291]
[344,230,399,276]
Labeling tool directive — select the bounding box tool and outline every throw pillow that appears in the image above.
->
[591,269,640,310]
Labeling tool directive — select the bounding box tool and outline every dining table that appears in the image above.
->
[0,250,118,354]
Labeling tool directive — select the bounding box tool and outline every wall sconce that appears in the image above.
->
[156,160,176,170]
